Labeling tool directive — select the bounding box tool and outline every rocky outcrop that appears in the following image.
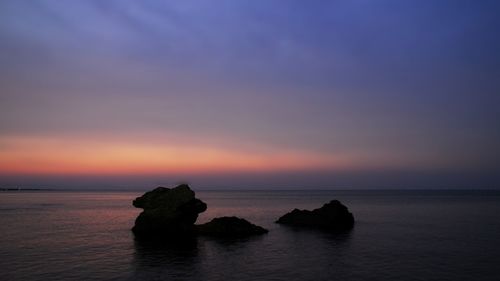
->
[196,216,268,237]
[132,184,267,238]
[132,184,207,237]
[276,200,354,231]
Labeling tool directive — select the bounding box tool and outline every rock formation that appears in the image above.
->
[196,216,268,237]
[132,184,207,237]
[276,200,354,231]
[132,184,268,238]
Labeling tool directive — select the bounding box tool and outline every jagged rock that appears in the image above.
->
[132,184,207,237]
[276,200,354,231]
[196,216,268,237]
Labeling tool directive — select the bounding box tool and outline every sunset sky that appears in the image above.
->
[1,1,499,189]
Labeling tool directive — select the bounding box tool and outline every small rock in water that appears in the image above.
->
[196,216,268,237]
[276,200,354,231]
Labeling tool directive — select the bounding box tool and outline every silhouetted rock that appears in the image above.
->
[132,185,268,239]
[276,200,354,231]
[196,216,268,237]
[132,184,207,237]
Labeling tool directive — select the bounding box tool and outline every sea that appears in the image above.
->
[1,189,499,281]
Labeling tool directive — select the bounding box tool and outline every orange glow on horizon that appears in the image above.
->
[0,136,351,176]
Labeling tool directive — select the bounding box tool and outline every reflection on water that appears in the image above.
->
[130,226,352,281]
[133,236,199,265]
[1,190,500,280]
[131,237,201,280]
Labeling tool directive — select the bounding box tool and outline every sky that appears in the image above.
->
[0,0,499,189]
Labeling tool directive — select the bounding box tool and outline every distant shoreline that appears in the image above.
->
[0,188,52,191]
[0,187,500,194]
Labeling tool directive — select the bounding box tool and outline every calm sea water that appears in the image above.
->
[0,190,499,281]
